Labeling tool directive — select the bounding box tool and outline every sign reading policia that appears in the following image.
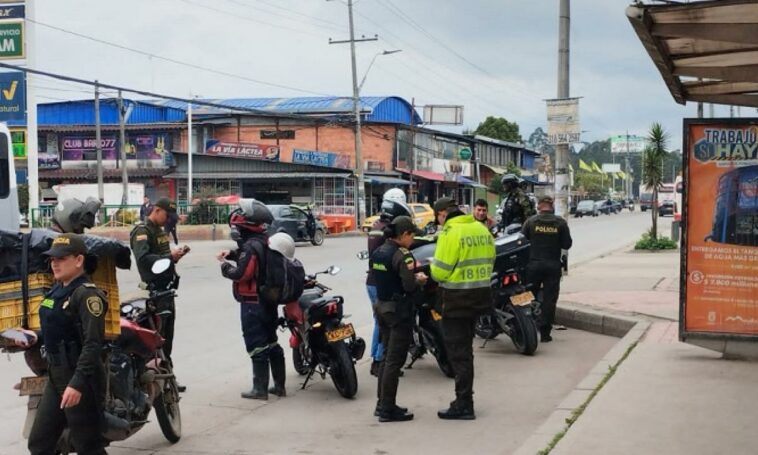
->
[682,119,758,340]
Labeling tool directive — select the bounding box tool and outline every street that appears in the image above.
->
[0,211,664,454]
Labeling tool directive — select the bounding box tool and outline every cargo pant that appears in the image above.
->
[442,317,476,408]
[526,260,562,337]
[375,300,412,410]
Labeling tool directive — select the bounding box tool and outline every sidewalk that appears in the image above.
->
[542,248,758,455]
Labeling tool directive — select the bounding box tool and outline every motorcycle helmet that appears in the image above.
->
[269,232,296,260]
[52,198,84,233]
[382,188,407,204]
[380,199,413,220]
[501,174,519,190]
[73,197,102,232]
[228,198,274,232]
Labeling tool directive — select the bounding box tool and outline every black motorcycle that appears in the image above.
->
[282,266,365,399]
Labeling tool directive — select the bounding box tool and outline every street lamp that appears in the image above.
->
[358,50,402,92]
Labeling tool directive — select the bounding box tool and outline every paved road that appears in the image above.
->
[0,211,664,454]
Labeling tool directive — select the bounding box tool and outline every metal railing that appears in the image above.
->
[31,203,235,228]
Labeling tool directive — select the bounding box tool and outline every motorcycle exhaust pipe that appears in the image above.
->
[102,411,131,442]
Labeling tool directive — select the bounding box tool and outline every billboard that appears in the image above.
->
[0,71,24,124]
[61,134,118,161]
[546,97,580,145]
[610,134,647,154]
[422,105,464,125]
[681,119,758,339]
[205,140,279,161]
[0,21,23,59]
[292,148,351,169]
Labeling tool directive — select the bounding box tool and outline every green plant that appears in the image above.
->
[112,208,138,226]
[642,123,669,240]
[634,232,678,250]
[17,183,29,214]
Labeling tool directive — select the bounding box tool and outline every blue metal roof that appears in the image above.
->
[150,96,422,125]
[38,99,187,126]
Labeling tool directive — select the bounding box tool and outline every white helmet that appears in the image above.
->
[382,188,406,204]
[269,232,296,260]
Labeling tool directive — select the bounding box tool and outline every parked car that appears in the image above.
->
[266,204,327,246]
[361,203,435,233]
[611,200,622,213]
[658,200,677,217]
[640,193,653,211]
[595,200,612,215]
[575,200,598,217]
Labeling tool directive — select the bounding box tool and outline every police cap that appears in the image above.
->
[391,216,424,236]
[538,196,554,205]
[154,198,177,214]
[42,233,88,258]
[433,197,457,213]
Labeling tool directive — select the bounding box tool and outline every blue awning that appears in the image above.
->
[458,176,487,188]
[366,175,411,185]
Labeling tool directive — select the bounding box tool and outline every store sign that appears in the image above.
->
[39,132,59,169]
[292,148,351,169]
[0,71,25,124]
[365,160,386,172]
[10,127,23,158]
[546,97,580,145]
[431,157,471,177]
[125,133,171,160]
[610,134,647,154]
[61,135,118,160]
[0,21,23,59]
[205,139,279,161]
[682,120,758,338]
[0,5,24,19]
[261,130,295,140]
[458,147,472,160]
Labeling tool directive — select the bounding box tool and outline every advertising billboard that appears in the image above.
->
[205,140,279,161]
[610,134,647,154]
[546,97,581,145]
[0,71,25,125]
[681,119,758,339]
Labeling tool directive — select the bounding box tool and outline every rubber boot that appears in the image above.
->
[268,345,287,397]
[241,358,269,400]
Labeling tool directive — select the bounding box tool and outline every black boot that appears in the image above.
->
[241,358,269,400]
[540,328,553,343]
[374,400,407,417]
[268,345,286,397]
[378,405,414,422]
[438,400,476,420]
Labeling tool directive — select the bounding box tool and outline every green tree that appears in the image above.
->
[487,161,522,194]
[641,123,668,240]
[473,116,522,143]
[17,183,29,214]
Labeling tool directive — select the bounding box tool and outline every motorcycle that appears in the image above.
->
[2,258,182,453]
[282,266,365,399]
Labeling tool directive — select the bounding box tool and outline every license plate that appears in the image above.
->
[325,324,355,343]
[430,309,442,321]
[510,291,534,307]
[19,376,47,396]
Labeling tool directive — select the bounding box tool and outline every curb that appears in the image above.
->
[513,304,650,455]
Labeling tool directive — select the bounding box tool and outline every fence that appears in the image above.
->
[31,203,234,228]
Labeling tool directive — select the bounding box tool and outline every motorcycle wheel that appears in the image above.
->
[154,379,182,443]
[311,229,324,246]
[329,342,358,399]
[421,321,455,378]
[292,346,310,376]
[506,305,539,356]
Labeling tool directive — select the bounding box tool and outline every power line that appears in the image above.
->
[222,0,347,34]
[28,18,330,96]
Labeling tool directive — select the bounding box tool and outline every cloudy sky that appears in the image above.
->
[28,0,740,148]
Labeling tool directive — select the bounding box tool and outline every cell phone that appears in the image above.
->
[181,245,191,254]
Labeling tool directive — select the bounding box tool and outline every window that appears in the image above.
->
[314,177,355,214]
[413,205,426,213]
[279,207,294,218]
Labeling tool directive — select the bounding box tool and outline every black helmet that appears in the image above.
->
[380,199,413,220]
[228,198,273,232]
[501,174,519,188]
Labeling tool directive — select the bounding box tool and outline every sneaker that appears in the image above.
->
[437,402,475,420]
[378,406,414,422]
[374,402,407,417]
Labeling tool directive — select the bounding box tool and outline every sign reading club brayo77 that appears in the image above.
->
[681,119,758,339]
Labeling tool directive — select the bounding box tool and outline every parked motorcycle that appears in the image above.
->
[3,259,182,453]
[282,266,365,399]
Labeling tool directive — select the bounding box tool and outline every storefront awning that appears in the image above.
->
[410,170,446,182]
[164,172,351,179]
[480,163,508,174]
[39,167,170,180]
[457,176,487,188]
[365,175,410,185]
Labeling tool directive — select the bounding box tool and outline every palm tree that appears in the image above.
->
[641,123,668,239]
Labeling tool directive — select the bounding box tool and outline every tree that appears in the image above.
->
[473,116,522,143]
[641,123,668,240]
[487,161,522,194]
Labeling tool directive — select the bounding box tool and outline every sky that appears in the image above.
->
[26,0,745,150]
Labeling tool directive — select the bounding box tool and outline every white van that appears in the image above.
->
[0,123,19,231]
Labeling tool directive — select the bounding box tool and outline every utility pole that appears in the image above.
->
[554,0,571,217]
[117,90,128,206]
[95,81,103,203]
[625,130,631,198]
[26,0,39,217]
[187,100,193,207]
[329,0,377,227]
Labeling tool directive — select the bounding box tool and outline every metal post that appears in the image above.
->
[95,81,103,202]
[118,90,128,206]
[625,130,631,198]
[553,0,570,218]
[187,100,193,207]
[26,0,39,217]
[348,0,365,227]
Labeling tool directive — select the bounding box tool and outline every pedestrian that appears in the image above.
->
[472,198,496,231]
[164,210,179,245]
[430,197,495,420]
[130,197,188,391]
[140,196,152,222]
[218,199,287,400]
[365,188,408,377]
[25,234,108,454]
[499,174,534,230]
[371,215,426,422]
[521,196,573,342]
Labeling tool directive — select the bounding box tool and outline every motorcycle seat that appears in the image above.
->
[299,289,326,311]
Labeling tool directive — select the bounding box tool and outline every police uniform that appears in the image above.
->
[521,197,573,341]
[371,217,423,421]
[130,198,178,359]
[28,234,108,455]
[501,188,535,228]
[430,198,495,420]
[365,216,391,367]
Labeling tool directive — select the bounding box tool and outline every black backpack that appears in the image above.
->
[250,241,305,305]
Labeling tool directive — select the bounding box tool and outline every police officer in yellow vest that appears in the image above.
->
[521,196,572,342]
[430,197,495,420]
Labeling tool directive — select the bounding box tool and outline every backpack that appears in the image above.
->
[250,240,305,305]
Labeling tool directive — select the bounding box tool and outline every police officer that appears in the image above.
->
[218,200,286,400]
[431,197,495,420]
[522,196,573,342]
[499,174,535,229]
[27,234,108,455]
[371,216,427,422]
[130,197,188,389]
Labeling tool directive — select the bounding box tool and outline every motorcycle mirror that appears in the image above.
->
[327,265,341,275]
[151,258,172,275]
[356,250,369,260]
[120,303,134,314]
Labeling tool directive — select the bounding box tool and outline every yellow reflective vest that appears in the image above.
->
[430,214,495,290]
